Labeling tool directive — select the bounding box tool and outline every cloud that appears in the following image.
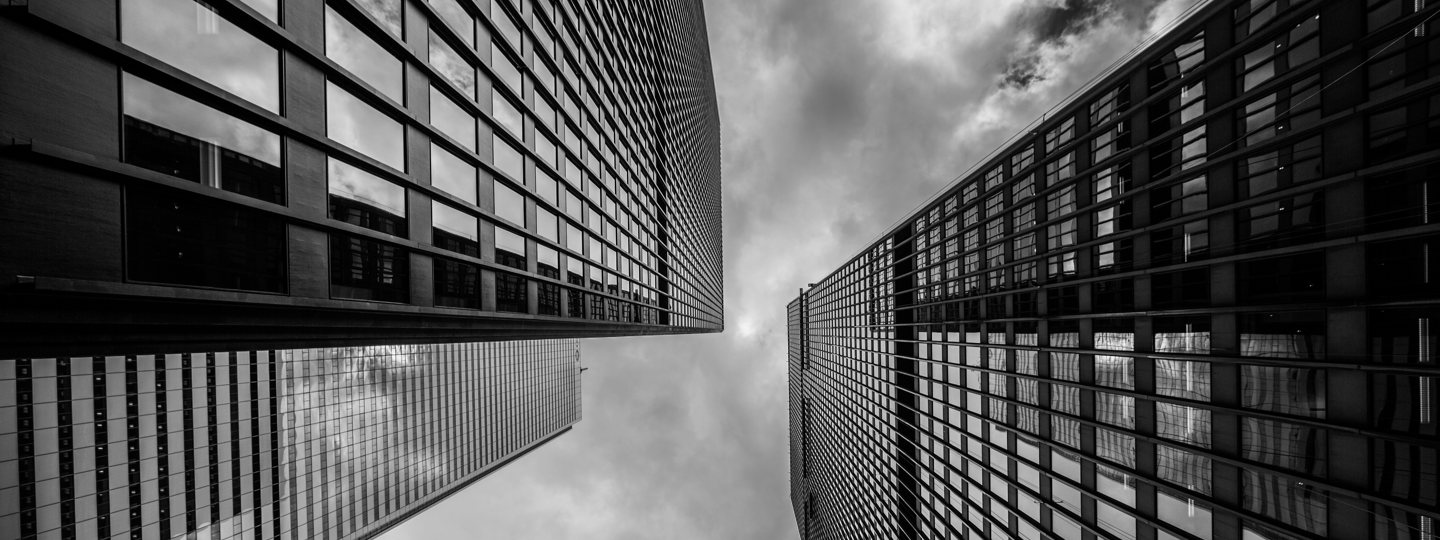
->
[379,0,1199,538]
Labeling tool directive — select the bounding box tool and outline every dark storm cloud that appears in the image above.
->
[1002,0,1171,89]
[381,0,1192,538]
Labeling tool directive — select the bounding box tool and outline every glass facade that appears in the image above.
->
[0,0,721,352]
[0,340,580,539]
[789,1,1440,540]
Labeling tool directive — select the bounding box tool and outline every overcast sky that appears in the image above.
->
[381,0,1198,538]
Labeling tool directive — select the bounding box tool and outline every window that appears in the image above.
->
[1239,74,1320,146]
[1093,163,1131,203]
[429,31,476,99]
[1045,152,1075,187]
[1158,444,1213,495]
[1093,279,1135,313]
[1242,418,1327,476]
[122,0,281,112]
[495,273,528,313]
[1047,219,1077,250]
[1237,251,1326,304]
[1152,175,1208,223]
[491,42,523,92]
[434,256,479,309]
[1012,233,1036,259]
[126,184,286,293]
[985,219,1005,244]
[984,166,1005,192]
[1152,268,1209,309]
[331,233,409,303]
[1012,203,1037,232]
[1240,311,1326,359]
[1045,116,1075,153]
[1046,184,1077,219]
[1367,93,1440,165]
[121,73,283,204]
[1012,144,1036,172]
[431,144,477,204]
[963,181,979,204]
[1094,239,1133,274]
[964,205,979,228]
[432,201,478,257]
[328,157,407,236]
[1151,126,1207,181]
[1367,15,1440,99]
[492,90,523,136]
[1094,201,1132,238]
[326,5,405,102]
[1237,136,1322,197]
[493,134,525,180]
[536,207,559,243]
[1151,220,1209,266]
[490,0,521,45]
[1090,83,1130,125]
[1091,120,1130,163]
[327,82,406,170]
[1368,234,1440,298]
[1013,262,1038,287]
[495,226,527,270]
[1157,359,1212,402]
[1235,0,1310,40]
[1048,285,1082,315]
[430,86,476,151]
[1243,365,1326,418]
[985,193,1005,218]
[1047,252,1077,281]
[431,0,474,45]
[494,181,526,225]
[1148,31,1205,91]
[352,0,401,37]
[1237,191,1324,252]
[1149,80,1205,136]
[1237,14,1320,93]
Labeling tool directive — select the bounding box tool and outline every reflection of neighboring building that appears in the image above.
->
[788,1,1439,540]
[1,341,580,539]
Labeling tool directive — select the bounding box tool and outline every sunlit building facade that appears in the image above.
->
[0,340,580,540]
[789,1,1439,540]
[0,0,722,355]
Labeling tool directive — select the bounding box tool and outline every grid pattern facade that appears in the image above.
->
[790,1,1440,540]
[0,340,580,540]
[0,0,722,352]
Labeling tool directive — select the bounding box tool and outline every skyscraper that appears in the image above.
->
[0,0,723,355]
[789,1,1438,540]
[2,341,581,540]
[0,0,720,538]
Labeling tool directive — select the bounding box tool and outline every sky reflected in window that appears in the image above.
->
[122,0,280,112]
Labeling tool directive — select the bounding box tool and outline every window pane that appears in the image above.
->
[429,0,474,46]
[430,144,476,204]
[493,134,524,180]
[127,184,287,293]
[330,233,409,302]
[494,181,526,225]
[492,89,523,135]
[429,31,476,100]
[237,0,278,22]
[122,0,280,112]
[328,157,407,236]
[432,201,478,257]
[495,227,527,270]
[352,0,402,38]
[122,73,284,204]
[326,5,404,101]
[327,82,406,170]
[429,86,476,151]
[491,42,523,92]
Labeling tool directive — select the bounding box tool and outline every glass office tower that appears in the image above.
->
[0,0,719,538]
[0,340,580,540]
[789,1,1438,540]
[0,0,722,355]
